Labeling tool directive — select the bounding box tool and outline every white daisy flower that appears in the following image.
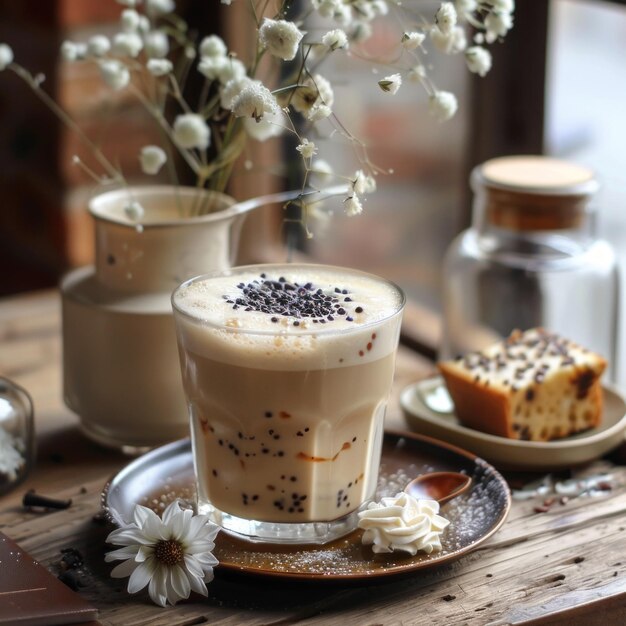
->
[429,90,458,121]
[173,114,211,150]
[296,138,318,159]
[140,145,167,175]
[258,18,304,61]
[378,73,402,95]
[105,501,220,607]
[147,58,173,77]
[99,60,130,90]
[87,35,111,58]
[0,44,14,71]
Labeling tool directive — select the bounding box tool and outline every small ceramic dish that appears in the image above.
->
[401,377,626,471]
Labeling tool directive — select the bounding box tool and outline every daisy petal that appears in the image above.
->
[127,560,155,594]
[187,570,209,597]
[170,564,191,600]
[110,559,138,578]
[104,545,140,562]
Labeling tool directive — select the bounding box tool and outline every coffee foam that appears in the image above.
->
[173,267,403,371]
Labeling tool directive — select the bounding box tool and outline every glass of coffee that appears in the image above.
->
[172,264,405,544]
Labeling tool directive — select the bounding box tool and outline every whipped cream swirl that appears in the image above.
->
[357,492,450,555]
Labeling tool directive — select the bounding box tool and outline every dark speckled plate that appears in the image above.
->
[103,430,510,580]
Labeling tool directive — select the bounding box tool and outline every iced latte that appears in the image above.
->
[172,264,404,543]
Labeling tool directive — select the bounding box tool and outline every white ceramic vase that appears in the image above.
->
[61,186,254,452]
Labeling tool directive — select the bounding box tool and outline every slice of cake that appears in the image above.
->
[437,328,607,441]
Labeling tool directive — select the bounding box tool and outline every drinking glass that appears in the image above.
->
[172,264,404,544]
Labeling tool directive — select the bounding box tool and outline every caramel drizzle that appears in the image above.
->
[296,441,351,463]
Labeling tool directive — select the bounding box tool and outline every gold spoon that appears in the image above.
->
[404,471,472,505]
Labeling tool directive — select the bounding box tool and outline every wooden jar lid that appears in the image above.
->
[472,156,598,231]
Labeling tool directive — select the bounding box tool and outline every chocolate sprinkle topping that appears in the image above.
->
[225,274,364,323]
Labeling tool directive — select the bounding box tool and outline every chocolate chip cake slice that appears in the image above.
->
[438,328,607,441]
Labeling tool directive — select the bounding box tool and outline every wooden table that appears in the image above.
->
[1,290,625,625]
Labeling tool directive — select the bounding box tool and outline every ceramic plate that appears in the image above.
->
[103,431,510,581]
[401,377,626,471]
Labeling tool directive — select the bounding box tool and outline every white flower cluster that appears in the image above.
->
[0,0,514,226]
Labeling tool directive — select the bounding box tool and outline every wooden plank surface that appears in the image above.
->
[0,291,625,625]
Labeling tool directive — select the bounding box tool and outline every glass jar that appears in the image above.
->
[0,377,35,495]
[441,155,619,380]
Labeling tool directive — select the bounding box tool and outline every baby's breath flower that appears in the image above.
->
[401,32,425,50]
[430,25,466,54]
[173,114,211,150]
[351,21,373,43]
[455,0,478,15]
[465,46,492,76]
[87,35,110,58]
[429,90,458,121]
[485,10,513,43]
[99,60,130,90]
[311,159,334,183]
[258,18,304,62]
[112,32,143,57]
[322,29,348,51]
[147,58,173,77]
[378,73,402,95]
[61,41,85,61]
[199,35,227,58]
[144,31,169,59]
[353,170,376,195]
[408,64,427,83]
[371,0,389,16]
[198,56,246,84]
[121,9,141,33]
[486,0,515,12]
[344,194,363,217]
[244,108,285,141]
[292,73,334,114]
[138,15,151,35]
[105,501,219,607]
[232,82,278,121]
[146,0,175,16]
[312,0,340,19]
[140,145,167,174]
[220,76,254,110]
[307,103,332,122]
[0,44,14,71]
[435,2,458,35]
[296,138,318,159]
[124,201,145,220]
[353,1,375,21]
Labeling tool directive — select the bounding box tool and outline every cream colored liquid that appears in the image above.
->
[181,351,396,522]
